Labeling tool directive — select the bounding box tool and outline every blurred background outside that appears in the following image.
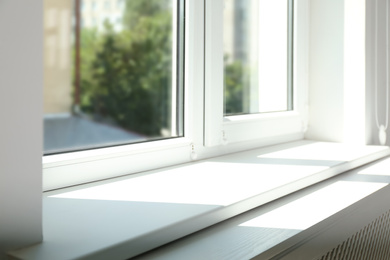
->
[44,0,181,154]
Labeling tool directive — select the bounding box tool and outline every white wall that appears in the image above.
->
[306,0,390,146]
[0,0,43,258]
[306,0,369,145]
[305,0,345,142]
[366,0,390,146]
[344,0,367,144]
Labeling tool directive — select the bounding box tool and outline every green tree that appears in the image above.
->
[224,59,245,115]
[123,0,171,30]
[77,28,101,108]
[77,1,173,137]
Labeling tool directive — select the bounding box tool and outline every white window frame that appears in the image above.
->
[43,0,200,191]
[43,0,309,191]
[204,0,309,146]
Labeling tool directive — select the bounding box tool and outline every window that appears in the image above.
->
[204,0,306,147]
[117,0,124,9]
[104,0,110,10]
[43,0,308,191]
[223,0,293,115]
[43,0,184,154]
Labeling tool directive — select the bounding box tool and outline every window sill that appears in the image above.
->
[9,140,390,260]
[136,152,390,259]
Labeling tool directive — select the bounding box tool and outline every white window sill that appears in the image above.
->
[9,140,390,260]
[135,153,390,259]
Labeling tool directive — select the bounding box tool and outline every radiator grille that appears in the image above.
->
[318,210,390,260]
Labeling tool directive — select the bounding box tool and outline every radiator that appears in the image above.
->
[319,209,390,260]
[254,184,390,260]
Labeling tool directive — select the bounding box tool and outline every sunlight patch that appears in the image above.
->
[239,181,387,230]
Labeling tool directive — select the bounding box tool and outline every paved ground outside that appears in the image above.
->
[44,115,146,154]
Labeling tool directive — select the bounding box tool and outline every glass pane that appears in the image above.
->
[43,0,184,154]
[223,0,293,116]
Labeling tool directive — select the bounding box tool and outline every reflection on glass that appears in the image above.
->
[43,0,184,154]
[223,0,293,116]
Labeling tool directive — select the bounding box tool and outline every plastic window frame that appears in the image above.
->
[43,0,200,191]
[43,0,309,191]
[204,0,309,147]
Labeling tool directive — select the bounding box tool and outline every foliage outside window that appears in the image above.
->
[43,0,184,154]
